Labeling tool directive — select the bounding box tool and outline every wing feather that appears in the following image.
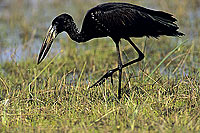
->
[94,3,181,37]
[81,2,184,39]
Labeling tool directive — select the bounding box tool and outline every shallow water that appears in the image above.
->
[0,0,199,65]
[0,0,69,63]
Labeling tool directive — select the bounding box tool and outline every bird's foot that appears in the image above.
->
[89,69,115,88]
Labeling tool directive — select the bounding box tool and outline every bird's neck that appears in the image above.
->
[66,21,87,43]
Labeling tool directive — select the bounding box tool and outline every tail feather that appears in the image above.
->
[151,11,185,37]
[170,30,185,37]
[132,4,177,22]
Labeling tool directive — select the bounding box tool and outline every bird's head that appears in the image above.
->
[37,13,73,64]
[52,13,74,33]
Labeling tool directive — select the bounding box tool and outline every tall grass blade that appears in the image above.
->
[75,61,87,89]
[145,40,188,82]
[26,50,63,89]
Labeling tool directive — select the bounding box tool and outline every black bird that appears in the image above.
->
[37,2,184,99]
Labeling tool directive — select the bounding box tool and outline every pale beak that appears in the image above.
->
[37,25,58,64]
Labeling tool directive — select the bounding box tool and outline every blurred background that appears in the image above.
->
[0,0,199,66]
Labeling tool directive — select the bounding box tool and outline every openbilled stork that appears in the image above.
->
[37,2,184,99]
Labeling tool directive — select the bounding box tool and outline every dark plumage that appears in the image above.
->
[81,2,184,40]
[38,2,184,99]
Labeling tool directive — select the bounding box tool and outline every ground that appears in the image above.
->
[0,0,200,132]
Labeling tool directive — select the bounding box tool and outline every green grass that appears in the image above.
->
[0,0,200,132]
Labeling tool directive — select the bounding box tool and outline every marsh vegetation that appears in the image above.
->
[0,0,199,132]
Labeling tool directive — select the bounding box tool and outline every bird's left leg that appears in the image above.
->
[89,38,144,89]
[115,39,123,99]
[89,39,123,99]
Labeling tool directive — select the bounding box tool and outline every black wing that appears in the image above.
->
[88,3,184,38]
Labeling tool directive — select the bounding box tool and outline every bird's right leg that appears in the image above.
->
[89,38,144,88]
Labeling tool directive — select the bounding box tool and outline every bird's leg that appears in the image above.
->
[122,38,144,68]
[115,40,123,99]
[89,68,117,88]
[110,75,114,86]
[89,38,144,91]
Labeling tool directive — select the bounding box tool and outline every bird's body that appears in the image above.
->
[75,2,183,42]
[38,2,184,99]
